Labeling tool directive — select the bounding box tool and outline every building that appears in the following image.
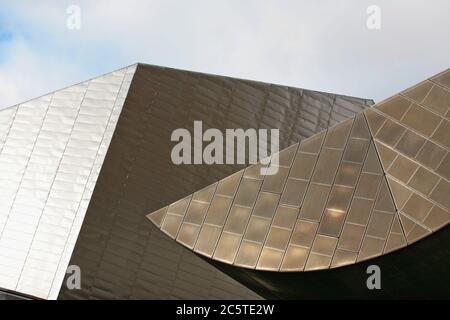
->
[0,63,448,299]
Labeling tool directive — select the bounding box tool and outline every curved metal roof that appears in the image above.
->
[147,68,450,272]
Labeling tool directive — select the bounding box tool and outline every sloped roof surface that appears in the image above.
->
[0,65,136,299]
[148,69,450,272]
[57,63,372,299]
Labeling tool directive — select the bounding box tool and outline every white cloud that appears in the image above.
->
[1,0,449,109]
[0,36,85,108]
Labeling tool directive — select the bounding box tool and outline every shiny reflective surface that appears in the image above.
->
[367,69,450,244]
[0,63,379,299]
[148,68,450,272]
[61,64,372,300]
[0,65,137,299]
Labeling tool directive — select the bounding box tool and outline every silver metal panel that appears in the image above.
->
[0,65,137,299]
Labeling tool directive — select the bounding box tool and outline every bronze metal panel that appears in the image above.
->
[403,81,433,102]
[280,245,309,271]
[290,220,318,248]
[376,96,411,120]
[401,104,442,137]
[272,206,299,229]
[279,178,308,207]
[422,85,450,116]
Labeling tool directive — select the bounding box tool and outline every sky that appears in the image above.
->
[0,0,449,109]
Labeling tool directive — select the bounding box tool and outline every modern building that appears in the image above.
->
[0,63,449,299]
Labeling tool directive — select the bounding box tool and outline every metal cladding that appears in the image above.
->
[57,64,372,300]
[147,69,450,273]
[10,60,443,299]
[367,70,450,243]
[0,65,136,299]
[0,64,373,299]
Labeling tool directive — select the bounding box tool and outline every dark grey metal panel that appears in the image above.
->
[59,64,373,299]
[0,289,29,300]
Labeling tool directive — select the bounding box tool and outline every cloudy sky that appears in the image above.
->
[0,0,449,109]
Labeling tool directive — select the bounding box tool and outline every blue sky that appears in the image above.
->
[0,0,449,109]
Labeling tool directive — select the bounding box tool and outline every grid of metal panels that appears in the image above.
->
[367,69,450,244]
[0,63,374,299]
[59,64,372,300]
[148,68,450,272]
[0,65,136,299]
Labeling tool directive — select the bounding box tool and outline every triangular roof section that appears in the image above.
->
[147,68,450,271]
[366,68,450,242]
[0,65,137,299]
